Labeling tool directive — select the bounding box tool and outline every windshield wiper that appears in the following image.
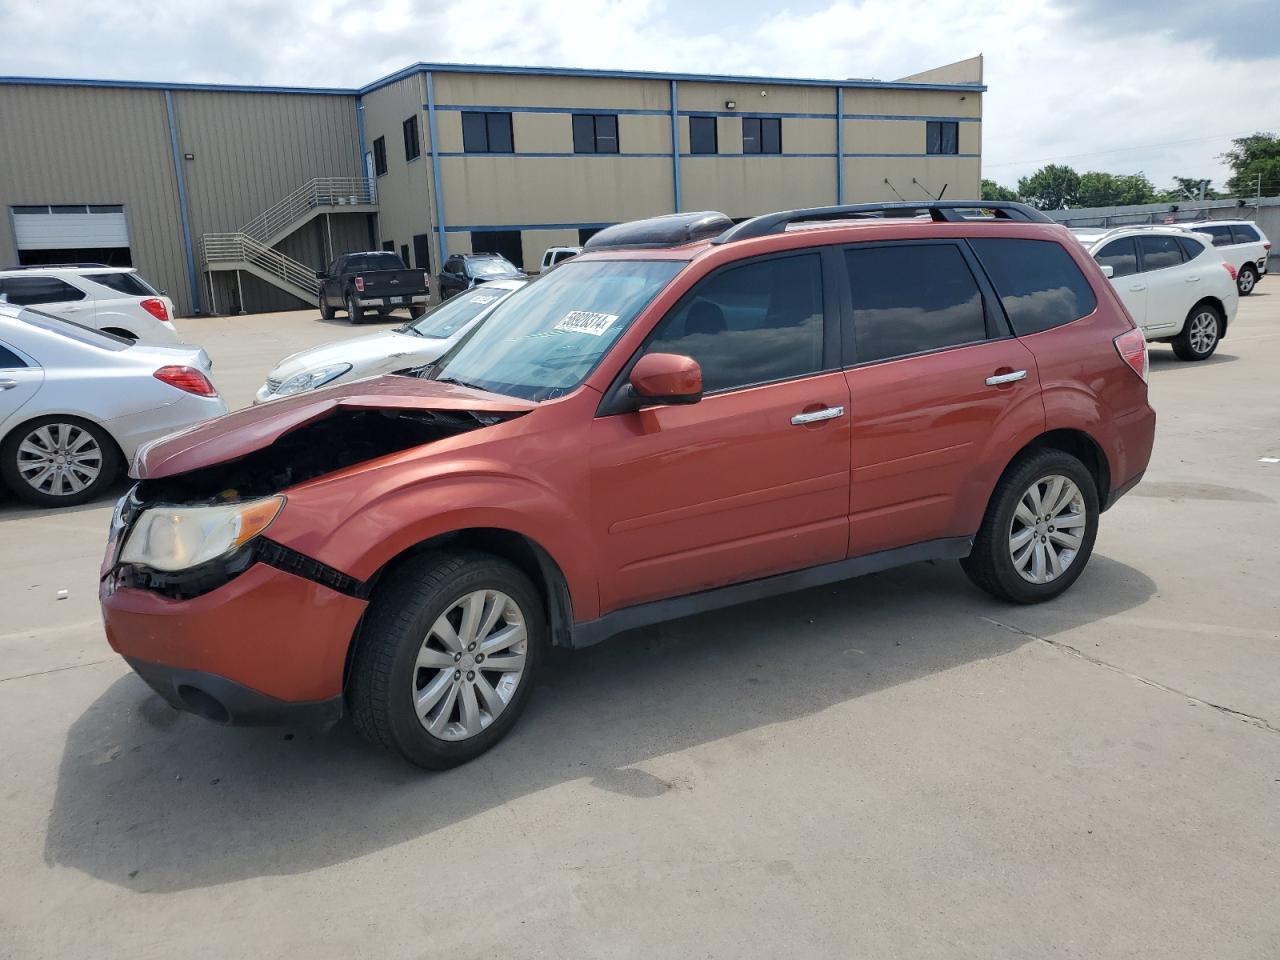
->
[397,323,425,337]
[434,375,486,391]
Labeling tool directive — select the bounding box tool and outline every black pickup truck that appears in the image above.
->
[316,251,430,324]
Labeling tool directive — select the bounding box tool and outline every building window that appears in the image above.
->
[689,116,717,155]
[462,112,514,153]
[572,114,619,154]
[471,229,524,269]
[381,240,395,252]
[926,121,959,155]
[373,136,388,176]
[742,117,781,155]
[578,227,604,246]
[412,233,432,271]
[403,115,421,162]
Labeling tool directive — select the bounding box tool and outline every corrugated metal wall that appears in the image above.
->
[0,85,190,308]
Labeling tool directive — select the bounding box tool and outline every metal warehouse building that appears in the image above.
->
[0,56,984,316]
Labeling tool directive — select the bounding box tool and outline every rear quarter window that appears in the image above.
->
[1231,224,1261,244]
[85,272,157,297]
[970,238,1098,336]
[1177,237,1207,261]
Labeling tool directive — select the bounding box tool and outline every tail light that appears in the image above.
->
[1265,242,1272,251]
[1223,262,1237,281]
[154,365,218,397]
[140,298,171,323]
[354,276,365,293]
[1113,327,1149,383]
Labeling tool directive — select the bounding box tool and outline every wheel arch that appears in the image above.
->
[1189,295,1228,338]
[997,428,1112,511]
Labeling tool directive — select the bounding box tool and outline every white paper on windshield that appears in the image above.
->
[469,294,499,304]
[554,310,620,336]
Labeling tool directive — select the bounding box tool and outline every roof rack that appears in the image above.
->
[0,262,117,271]
[712,200,1053,244]
[585,211,734,251]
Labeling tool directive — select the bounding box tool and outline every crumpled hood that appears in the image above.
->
[133,376,536,479]
[268,329,429,382]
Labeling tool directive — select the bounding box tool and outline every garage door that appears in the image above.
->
[11,204,129,250]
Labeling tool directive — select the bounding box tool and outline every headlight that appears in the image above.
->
[270,362,352,397]
[118,496,284,572]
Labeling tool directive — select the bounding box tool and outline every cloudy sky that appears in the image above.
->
[3,0,1275,192]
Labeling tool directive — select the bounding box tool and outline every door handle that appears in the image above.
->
[1128,284,1147,292]
[791,405,845,425]
[985,369,1027,386]
[1185,275,1200,282]
[0,379,17,390]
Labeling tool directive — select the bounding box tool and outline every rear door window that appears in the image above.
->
[843,243,987,363]
[1231,224,1261,244]
[1095,238,1138,278]
[0,276,88,306]
[970,238,1098,336]
[1137,236,1184,272]
[1195,225,1233,247]
[646,253,826,392]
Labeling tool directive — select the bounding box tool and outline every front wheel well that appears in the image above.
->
[1188,296,1228,337]
[344,528,575,687]
[1001,429,1112,511]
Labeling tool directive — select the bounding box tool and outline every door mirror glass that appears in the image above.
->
[629,353,702,405]
[315,270,327,279]
[1100,263,1114,278]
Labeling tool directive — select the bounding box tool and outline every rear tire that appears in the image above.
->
[961,449,1099,604]
[1237,264,1258,296]
[348,551,545,770]
[318,294,333,321]
[1,415,120,507]
[1172,302,1222,361]
[346,292,363,324]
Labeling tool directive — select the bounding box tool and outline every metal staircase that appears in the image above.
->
[200,177,377,309]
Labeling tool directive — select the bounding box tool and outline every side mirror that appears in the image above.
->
[1100,264,1115,278]
[315,270,327,280]
[628,353,702,406]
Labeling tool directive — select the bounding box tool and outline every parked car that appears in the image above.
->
[0,264,180,344]
[256,278,528,402]
[100,201,1154,770]
[1177,220,1270,296]
[0,304,225,507]
[317,251,430,324]
[438,253,524,299]
[1071,226,1237,361]
[539,246,582,273]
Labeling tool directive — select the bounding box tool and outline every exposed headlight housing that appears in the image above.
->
[269,362,352,397]
[119,496,285,572]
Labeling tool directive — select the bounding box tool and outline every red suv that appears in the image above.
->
[100,201,1155,769]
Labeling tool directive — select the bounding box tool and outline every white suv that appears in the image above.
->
[0,265,180,344]
[1073,226,1237,361]
[1177,220,1270,296]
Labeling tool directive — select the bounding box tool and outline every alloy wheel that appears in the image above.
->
[1239,269,1255,294]
[411,589,528,741]
[1008,474,1087,584]
[1188,310,1219,355]
[15,422,103,497]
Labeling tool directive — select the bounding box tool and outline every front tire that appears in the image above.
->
[1,416,120,507]
[1237,264,1257,296]
[348,551,545,770]
[1172,302,1221,361]
[346,292,363,324]
[961,449,1099,604]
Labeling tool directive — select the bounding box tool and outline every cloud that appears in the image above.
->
[2,0,1276,192]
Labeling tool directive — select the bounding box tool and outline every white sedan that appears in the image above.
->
[0,304,227,507]
[1072,227,1238,361]
[256,277,527,403]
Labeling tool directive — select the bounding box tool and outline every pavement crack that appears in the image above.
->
[1,658,114,683]
[980,615,1280,736]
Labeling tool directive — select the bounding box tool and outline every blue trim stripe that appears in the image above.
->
[836,88,844,205]
[683,152,837,159]
[425,72,449,267]
[0,63,985,99]
[670,80,681,213]
[432,103,670,116]
[843,152,980,158]
[680,109,836,120]
[446,222,614,233]
[842,113,981,123]
[429,103,981,123]
[439,151,670,159]
[163,90,200,314]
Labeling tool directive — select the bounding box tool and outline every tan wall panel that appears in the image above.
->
[959,122,981,155]
[782,117,836,154]
[440,156,673,225]
[843,88,980,119]
[844,119,927,154]
[362,74,436,265]
[514,113,572,153]
[897,56,983,85]
[677,81,835,116]
[0,85,191,312]
[680,158,837,219]
[434,73,670,111]
[716,116,738,154]
[619,115,671,154]
[843,156,980,202]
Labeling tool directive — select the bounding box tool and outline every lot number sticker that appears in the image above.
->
[468,294,499,304]
[554,310,619,336]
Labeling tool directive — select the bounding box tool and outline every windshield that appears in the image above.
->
[408,285,518,338]
[346,253,403,272]
[18,307,130,350]
[432,258,683,401]
[469,258,516,278]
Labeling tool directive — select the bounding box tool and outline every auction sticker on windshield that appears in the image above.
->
[554,310,620,336]
[469,294,499,304]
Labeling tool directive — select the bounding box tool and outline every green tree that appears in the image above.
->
[1221,133,1280,197]
[1017,164,1080,210]
[1077,171,1156,207]
[981,178,1019,202]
